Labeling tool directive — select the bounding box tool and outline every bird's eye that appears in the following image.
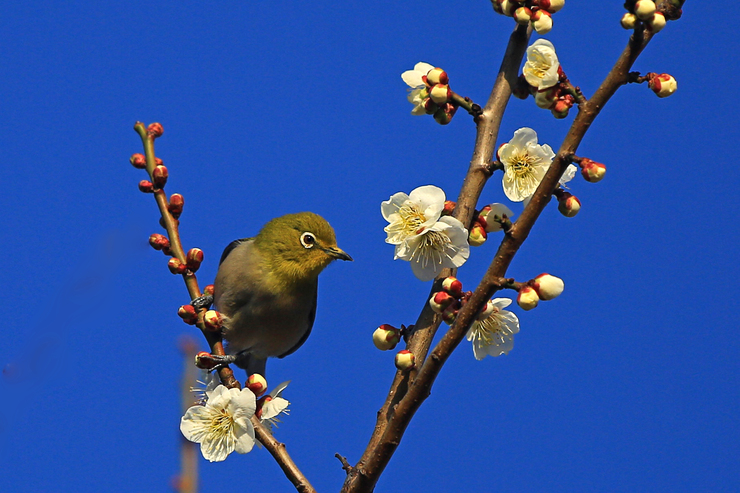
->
[300,232,316,249]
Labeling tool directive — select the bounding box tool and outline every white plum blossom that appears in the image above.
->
[523,39,560,90]
[407,87,429,115]
[402,62,434,115]
[466,298,520,359]
[521,163,577,208]
[259,381,291,432]
[499,128,555,202]
[382,185,470,282]
[180,385,256,462]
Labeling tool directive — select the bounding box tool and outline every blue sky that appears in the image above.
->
[2,2,738,492]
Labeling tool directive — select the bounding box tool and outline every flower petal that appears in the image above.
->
[381,192,411,222]
[234,421,256,454]
[509,127,538,149]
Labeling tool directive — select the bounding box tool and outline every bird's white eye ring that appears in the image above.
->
[300,232,316,249]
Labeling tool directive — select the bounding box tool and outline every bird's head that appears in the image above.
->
[254,212,352,286]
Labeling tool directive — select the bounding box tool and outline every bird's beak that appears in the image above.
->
[325,246,353,261]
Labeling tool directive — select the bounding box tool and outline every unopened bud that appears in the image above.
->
[468,223,487,247]
[186,248,204,271]
[429,291,456,314]
[647,11,666,32]
[648,73,677,98]
[154,157,164,166]
[517,286,540,311]
[149,233,170,251]
[429,84,451,105]
[557,192,581,217]
[426,67,449,86]
[130,153,147,169]
[246,373,268,397]
[423,98,438,115]
[552,98,573,114]
[394,350,416,371]
[441,303,459,325]
[168,257,187,274]
[168,193,184,218]
[441,277,463,298]
[540,0,564,13]
[634,0,656,20]
[579,158,606,183]
[442,200,456,216]
[203,310,224,331]
[178,304,198,325]
[152,165,168,188]
[535,87,559,109]
[139,180,154,193]
[531,10,553,34]
[499,0,515,17]
[147,122,164,138]
[433,107,454,125]
[533,273,564,300]
[621,12,637,29]
[514,6,532,24]
[203,284,215,296]
[194,352,217,369]
[373,324,401,351]
[551,106,570,119]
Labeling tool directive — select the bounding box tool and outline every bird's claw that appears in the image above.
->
[191,294,214,311]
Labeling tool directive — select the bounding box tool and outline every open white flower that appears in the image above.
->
[180,385,256,462]
[500,128,555,202]
[521,163,578,207]
[382,185,470,282]
[466,298,520,359]
[401,62,434,88]
[259,381,291,432]
[523,39,560,90]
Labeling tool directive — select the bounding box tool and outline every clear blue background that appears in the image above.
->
[2,2,738,492]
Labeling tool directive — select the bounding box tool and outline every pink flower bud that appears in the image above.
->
[186,248,204,271]
[139,180,154,193]
[517,286,540,311]
[194,352,217,369]
[178,304,198,325]
[540,0,564,13]
[168,257,187,274]
[533,273,564,300]
[514,6,532,24]
[634,0,656,20]
[149,233,170,251]
[468,222,487,247]
[579,158,606,183]
[203,310,223,331]
[621,12,637,29]
[373,324,401,351]
[531,10,553,34]
[246,374,268,397]
[441,277,463,298]
[557,192,581,217]
[426,67,449,86]
[147,122,164,138]
[395,350,416,371]
[168,193,184,218]
[152,165,168,188]
[130,153,147,169]
[429,291,456,314]
[647,11,666,32]
[429,84,451,105]
[648,73,677,98]
[203,284,215,296]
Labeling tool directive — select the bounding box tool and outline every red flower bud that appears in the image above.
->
[203,310,224,331]
[178,304,198,325]
[168,193,184,218]
[147,122,164,138]
[442,200,456,216]
[441,277,463,298]
[579,158,606,183]
[203,284,215,296]
[429,291,455,314]
[168,257,187,274]
[186,248,204,272]
[426,67,449,86]
[148,233,169,251]
[130,153,147,169]
[152,165,168,188]
[139,180,154,193]
[246,373,268,397]
[469,222,487,247]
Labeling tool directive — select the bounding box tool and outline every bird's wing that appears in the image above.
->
[278,278,318,358]
[219,238,252,265]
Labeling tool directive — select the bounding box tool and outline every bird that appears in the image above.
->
[210,212,352,377]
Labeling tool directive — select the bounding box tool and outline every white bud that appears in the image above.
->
[634,0,656,21]
[647,12,666,32]
[517,286,539,311]
[533,274,564,301]
[621,12,637,29]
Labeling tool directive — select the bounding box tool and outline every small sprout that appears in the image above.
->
[246,374,268,397]
[532,273,564,300]
[373,324,401,351]
[517,286,540,311]
[130,153,147,169]
[394,350,416,371]
[168,257,187,275]
[203,310,224,331]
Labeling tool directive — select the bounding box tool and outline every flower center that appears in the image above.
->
[410,230,453,267]
[209,409,235,437]
[509,151,535,177]
[471,313,509,347]
[529,52,551,79]
[394,203,427,235]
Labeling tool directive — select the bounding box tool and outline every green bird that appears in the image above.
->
[211,212,352,377]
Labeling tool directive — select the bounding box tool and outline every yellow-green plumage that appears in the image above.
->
[213,212,351,376]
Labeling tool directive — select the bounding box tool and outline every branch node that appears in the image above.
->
[335,453,354,475]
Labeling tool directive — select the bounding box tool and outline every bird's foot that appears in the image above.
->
[191,294,214,311]
[196,353,237,371]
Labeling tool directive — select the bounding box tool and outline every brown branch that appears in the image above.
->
[253,417,317,493]
[340,23,531,493]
